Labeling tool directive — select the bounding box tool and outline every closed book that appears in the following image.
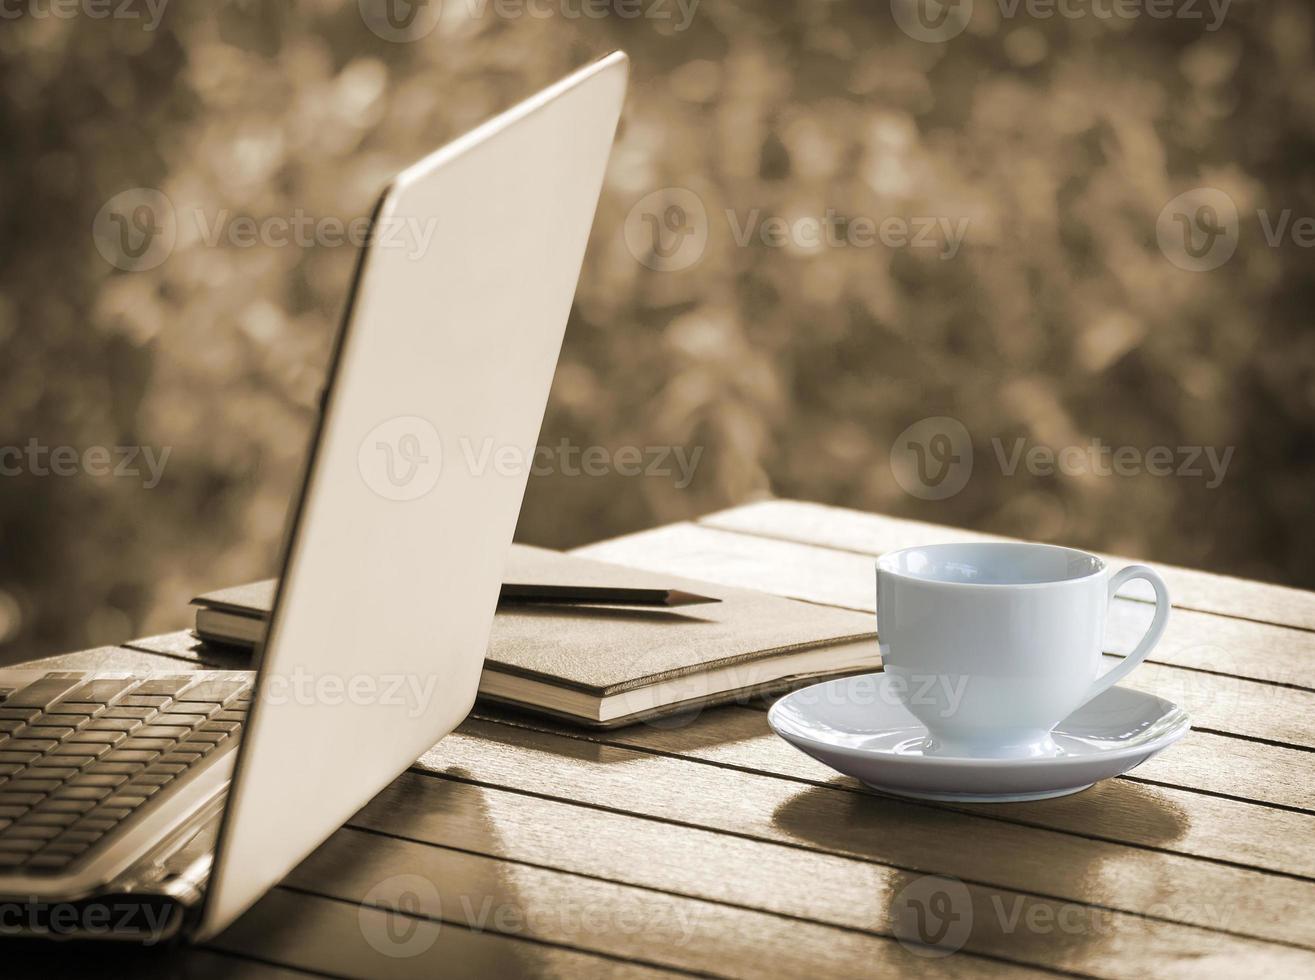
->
[192,545,878,728]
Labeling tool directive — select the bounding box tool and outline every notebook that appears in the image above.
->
[192,545,879,727]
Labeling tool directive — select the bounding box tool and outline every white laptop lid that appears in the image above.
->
[197,52,629,939]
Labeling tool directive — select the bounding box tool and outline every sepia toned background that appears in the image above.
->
[0,0,1312,663]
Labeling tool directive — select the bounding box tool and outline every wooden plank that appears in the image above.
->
[473,704,1315,878]
[334,769,1315,978]
[418,718,1315,950]
[575,523,1315,695]
[283,826,1052,979]
[700,499,1315,633]
[210,887,682,979]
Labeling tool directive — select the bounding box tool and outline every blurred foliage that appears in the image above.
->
[0,0,1312,662]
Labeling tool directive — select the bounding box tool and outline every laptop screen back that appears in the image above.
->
[197,53,628,938]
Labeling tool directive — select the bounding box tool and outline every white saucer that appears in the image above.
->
[767,673,1190,803]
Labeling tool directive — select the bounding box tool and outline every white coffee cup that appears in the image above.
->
[875,542,1170,758]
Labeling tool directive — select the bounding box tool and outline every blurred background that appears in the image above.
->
[1,0,1312,663]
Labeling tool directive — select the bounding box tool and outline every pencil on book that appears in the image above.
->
[497,584,720,607]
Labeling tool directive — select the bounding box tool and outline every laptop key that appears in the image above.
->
[70,817,118,833]
[19,811,79,827]
[0,708,41,723]
[26,853,74,870]
[200,720,241,734]
[102,706,157,720]
[86,718,142,733]
[88,761,146,776]
[183,731,228,744]
[66,730,128,746]
[34,798,95,814]
[70,773,128,789]
[32,755,93,770]
[47,702,104,717]
[26,767,77,781]
[117,695,171,709]
[132,772,176,786]
[119,738,174,752]
[52,742,109,758]
[103,750,159,765]
[131,678,195,697]
[52,828,102,844]
[179,678,249,702]
[0,792,44,807]
[134,726,189,740]
[4,824,62,840]
[64,678,138,703]
[152,714,206,728]
[46,836,97,850]
[4,739,58,753]
[3,677,82,708]
[24,726,76,740]
[0,838,42,851]
[0,751,40,766]
[53,786,113,801]
[7,779,61,795]
[170,704,220,721]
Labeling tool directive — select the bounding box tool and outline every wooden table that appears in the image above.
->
[9,500,1315,978]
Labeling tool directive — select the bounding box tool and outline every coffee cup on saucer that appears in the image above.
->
[875,541,1170,759]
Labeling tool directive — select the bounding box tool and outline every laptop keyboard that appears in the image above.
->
[0,674,249,875]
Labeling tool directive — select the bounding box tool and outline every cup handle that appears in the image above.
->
[1082,564,1171,705]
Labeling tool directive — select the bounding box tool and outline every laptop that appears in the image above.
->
[0,51,629,942]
